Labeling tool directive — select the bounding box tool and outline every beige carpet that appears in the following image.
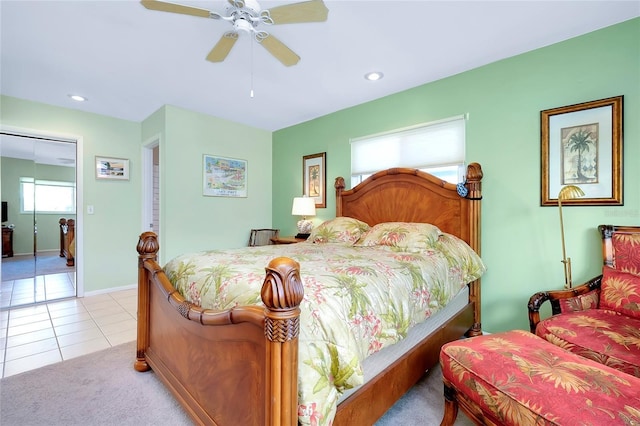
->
[0,341,474,425]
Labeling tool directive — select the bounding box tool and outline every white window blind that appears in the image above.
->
[350,115,466,176]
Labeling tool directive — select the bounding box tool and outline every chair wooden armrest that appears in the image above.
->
[527,275,603,333]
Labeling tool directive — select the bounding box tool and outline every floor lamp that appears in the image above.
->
[558,185,585,289]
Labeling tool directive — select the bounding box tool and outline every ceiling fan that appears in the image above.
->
[140,0,329,66]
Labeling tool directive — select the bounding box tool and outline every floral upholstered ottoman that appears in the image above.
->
[439,330,640,425]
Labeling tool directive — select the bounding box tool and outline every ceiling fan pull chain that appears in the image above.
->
[250,37,255,98]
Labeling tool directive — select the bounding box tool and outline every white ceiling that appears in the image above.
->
[1,0,639,136]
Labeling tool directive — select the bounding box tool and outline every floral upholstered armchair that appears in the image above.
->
[528,224,640,378]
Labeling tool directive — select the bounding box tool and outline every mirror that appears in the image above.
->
[1,133,77,308]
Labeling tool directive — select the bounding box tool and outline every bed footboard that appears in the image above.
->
[135,232,304,426]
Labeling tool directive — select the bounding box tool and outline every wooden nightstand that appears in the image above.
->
[2,227,14,257]
[270,236,306,245]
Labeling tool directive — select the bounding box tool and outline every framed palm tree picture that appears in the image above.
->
[541,96,623,206]
[303,152,326,208]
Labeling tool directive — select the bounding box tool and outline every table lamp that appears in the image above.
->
[292,196,316,239]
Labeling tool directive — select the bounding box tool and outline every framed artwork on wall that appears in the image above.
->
[540,95,623,206]
[303,152,326,208]
[203,154,248,197]
[95,156,129,180]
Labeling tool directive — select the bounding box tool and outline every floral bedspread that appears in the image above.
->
[164,234,485,425]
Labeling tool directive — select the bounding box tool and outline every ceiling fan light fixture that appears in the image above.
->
[68,94,87,102]
[58,157,76,165]
[365,72,384,81]
[234,18,254,33]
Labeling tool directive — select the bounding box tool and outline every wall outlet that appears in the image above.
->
[87,205,94,214]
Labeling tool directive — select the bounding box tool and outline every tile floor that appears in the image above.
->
[0,284,137,378]
[1,271,77,309]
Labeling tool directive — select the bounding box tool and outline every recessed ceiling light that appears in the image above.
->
[68,94,87,102]
[364,72,384,81]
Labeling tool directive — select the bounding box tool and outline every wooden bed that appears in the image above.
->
[134,164,483,425]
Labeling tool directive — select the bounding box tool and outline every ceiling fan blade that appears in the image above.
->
[206,32,239,62]
[260,34,300,67]
[267,0,328,24]
[140,0,211,18]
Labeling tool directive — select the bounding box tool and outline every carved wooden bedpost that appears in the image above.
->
[261,257,304,426]
[465,162,483,336]
[335,176,346,217]
[134,231,158,372]
[59,218,67,258]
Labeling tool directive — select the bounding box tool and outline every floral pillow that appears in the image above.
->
[600,265,640,319]
[612,233,640,276]
[307,216,370,244]
[433,233,486,282]
[558,290,600,313]
[355,222,442,252]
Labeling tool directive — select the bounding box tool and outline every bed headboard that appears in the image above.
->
[335,163,483,254]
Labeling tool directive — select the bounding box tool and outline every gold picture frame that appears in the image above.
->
[303,152,326,208]
[541,95,623,206]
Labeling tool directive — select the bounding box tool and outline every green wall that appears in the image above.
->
[142,105,272,262]
[0,157,75,254]
[1,98,272,294]
[1,95,142,294]
[272,18,640,333]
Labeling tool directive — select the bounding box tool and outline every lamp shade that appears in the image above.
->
[558,185,585,201]
[292,197,316,217]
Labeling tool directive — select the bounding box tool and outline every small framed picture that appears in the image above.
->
[303,152,326,208]
[95,156,129,180]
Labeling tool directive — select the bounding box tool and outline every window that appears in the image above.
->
[350,115,466,186]
[20,177,76,214]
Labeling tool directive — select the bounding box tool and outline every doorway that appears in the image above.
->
[1,130,81,309]
[142,136,160,253]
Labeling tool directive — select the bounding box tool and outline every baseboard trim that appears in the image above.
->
[83,283,137,298]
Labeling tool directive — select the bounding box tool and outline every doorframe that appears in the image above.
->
[142,134,160,257]
[0,124,84,297]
